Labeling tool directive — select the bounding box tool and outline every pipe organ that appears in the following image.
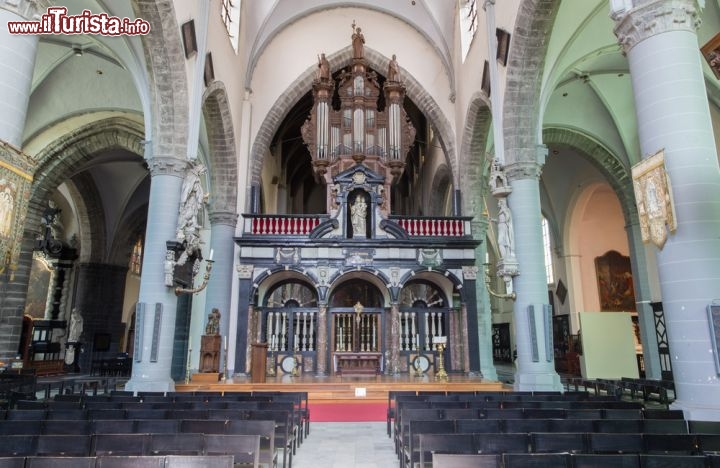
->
[301,26,416,212]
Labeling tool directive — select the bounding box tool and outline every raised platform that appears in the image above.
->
[174,373,507,402]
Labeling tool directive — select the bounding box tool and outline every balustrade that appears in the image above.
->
[247,215,323,235]
[399,310,446,351]
[334,313,378,352]
[265,310,317,352]
[394,217,467,237]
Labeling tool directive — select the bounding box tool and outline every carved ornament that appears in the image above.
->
[613,0,702,54]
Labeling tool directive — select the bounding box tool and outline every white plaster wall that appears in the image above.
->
[24,55,141,142]
[453,0,520,151]
[571,183,630,312]
[121,272,140,352]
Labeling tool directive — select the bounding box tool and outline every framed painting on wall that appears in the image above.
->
[594,250,636,312]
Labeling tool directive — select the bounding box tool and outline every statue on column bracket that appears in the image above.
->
[489,157,512,197]
[488,157,519,298]
[176,162,208,266]
[496,198,515,261]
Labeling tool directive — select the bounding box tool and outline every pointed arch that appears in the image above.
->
[203,81,238,215]
[504,0,561,163]
[130,0,189,159]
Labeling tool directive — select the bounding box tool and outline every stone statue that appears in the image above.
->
[317,53,330,81]
[176,162,208,266]
[68,307,83,343]
[496,198,515,260]
[41,199,63,239]
[350,194,367,238]
[205,308,221,335]
[352,25,365,59]
[387,54,400,82]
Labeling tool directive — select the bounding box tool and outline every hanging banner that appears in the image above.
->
[0,142,35,280]
[631,149,677,250]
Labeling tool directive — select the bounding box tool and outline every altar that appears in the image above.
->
[333,352,382,376]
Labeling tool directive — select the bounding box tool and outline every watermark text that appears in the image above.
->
[8,7,150,35]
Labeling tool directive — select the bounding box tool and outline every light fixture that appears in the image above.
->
[72,46,83,57]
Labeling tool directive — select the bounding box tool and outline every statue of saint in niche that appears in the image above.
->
[350,195,367,238]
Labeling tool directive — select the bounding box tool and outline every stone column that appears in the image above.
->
[125,157,186,393]
[0,1,48,361]
[625,217,661,379]
[315,303,328,376]
[612,0,720,419]
[204,210,237,371]
[506,158,562,391]
[471,221,499,380]
[0,0,49,146]
[389,302,400,374]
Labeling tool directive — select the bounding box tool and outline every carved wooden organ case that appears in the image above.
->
[301,32,416,216]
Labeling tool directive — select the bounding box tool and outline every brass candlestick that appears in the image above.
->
[175,259,214,295]
[222,339,228,383]
[184,344,192,385]
[292,356,300,377]
[413,359,424,378]
[267,350,276,376]
[435,343,448,381]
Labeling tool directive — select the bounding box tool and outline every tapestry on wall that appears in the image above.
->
[0,142,35,281]
[594,250,636,312]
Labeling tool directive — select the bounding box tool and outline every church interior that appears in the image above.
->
[2,0,720,466]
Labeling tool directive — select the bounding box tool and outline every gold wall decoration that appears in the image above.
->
[631,149,676,249]
[701,32,720,80]
[0,142,35,280]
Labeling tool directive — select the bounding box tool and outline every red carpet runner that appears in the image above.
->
[308,401,387,422]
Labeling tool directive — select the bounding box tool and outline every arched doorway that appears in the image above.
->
[399,280,451,375]
[259,280,319,375]
[329,279,385,375]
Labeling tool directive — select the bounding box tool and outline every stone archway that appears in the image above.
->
[503,0,561,164]
[203,81,238,216]
[0,117,145,361]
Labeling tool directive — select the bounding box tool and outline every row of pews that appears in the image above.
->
[0,390,311,468]
[388,390,720,468]
[565,377,676,407]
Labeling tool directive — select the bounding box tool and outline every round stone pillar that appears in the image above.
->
[204,210,238,371]
[125,157,187,393]
[0,1,48,146]
[612,0,720,419]
[506,159,562,391]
